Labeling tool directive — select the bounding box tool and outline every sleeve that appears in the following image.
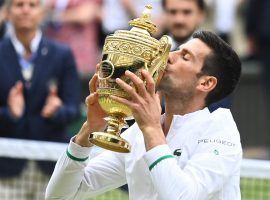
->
[143,134,242,200]
[49,48,81,126]
[45,137,127,200]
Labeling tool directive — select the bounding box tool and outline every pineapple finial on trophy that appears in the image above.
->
[129,5,157,34]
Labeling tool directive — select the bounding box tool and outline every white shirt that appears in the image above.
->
[9,26,42,81]
[45,108,242,200]
[9,27,42,58]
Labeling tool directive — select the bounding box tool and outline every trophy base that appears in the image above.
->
[89,132,131,153]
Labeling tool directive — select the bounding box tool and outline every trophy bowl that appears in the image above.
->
[89,5,171,153]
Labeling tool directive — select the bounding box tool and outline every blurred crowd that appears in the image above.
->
[0,0,270,199]
[1,0,269,77]
[0,0,245,72]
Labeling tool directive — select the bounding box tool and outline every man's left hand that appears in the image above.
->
[111,70,166,150]
[41,85,63,118]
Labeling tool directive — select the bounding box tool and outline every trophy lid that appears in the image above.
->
[129,5,157,34]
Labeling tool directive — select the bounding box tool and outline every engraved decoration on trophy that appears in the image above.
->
[89,5,172,153]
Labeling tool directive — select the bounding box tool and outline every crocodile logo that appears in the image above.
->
[173,148,182,157]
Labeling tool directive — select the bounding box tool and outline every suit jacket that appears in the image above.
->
[0,36,81,177]
[246,0,270,42]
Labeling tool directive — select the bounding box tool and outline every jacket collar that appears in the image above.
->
[9,26,42,57]
[161,107,210,129]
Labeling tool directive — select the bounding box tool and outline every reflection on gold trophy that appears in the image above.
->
[89,5,171,153]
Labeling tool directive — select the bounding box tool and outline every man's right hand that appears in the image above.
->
[75,72,107,147]
[7,81,25,119]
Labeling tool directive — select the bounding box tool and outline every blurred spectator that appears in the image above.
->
[0,0,7,40]
[100,0,163,47]
[45,0,101,76]
[245,0,270,110]
[162,0,205,51]
[0,0,81,199]
[213,0,237,44]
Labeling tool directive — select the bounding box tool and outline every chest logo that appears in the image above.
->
[173,148,182,157]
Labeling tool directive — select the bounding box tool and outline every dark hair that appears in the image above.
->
[192,30,241,106]
[162,0,205,11]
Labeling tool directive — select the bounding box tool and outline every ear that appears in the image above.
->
[196,75,217,93]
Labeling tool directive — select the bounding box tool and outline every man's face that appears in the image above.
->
[8,0,43,32]
[158,38,211,99]
[164,0,204,41]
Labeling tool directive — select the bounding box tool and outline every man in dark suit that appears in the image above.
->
[161,0,205,51]
[0,0,81,199]
[246,0,270,106]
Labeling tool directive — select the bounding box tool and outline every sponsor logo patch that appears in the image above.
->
[198,139,236,147]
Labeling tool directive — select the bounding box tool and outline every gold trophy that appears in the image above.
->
[89,5,171,153]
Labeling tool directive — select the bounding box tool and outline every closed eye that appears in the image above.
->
[182,53,190,61]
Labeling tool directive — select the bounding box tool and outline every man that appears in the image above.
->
[162,0,205,51]
[0,0,81,199]
[46,31,242,200]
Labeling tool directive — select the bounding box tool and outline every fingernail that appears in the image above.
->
[125,70,131,74]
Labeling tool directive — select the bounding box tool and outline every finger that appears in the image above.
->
[16,81,23,89]
[42,111,51,118]
[156,91,163,103]
[49,85,58,97]
[110,95,135,108]
[14,81,23,94]
[141,69,155,95]
[85,92,98,106]
[41,106,49,117]
[43,105,57,117]
[156,70,164,89]
[115,78,141,102]
[95,63,100,73]
[9,86,16,97]
[89,74,98,93]
[85,96,89,107]
[125,70,147,97]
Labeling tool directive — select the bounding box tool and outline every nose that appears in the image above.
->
[168,52,175,64]
[22,4,31,13]
[175,12,185,24]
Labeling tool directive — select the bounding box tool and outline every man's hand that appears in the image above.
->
[8,81,25,119]
[85,74,107,130]
[111,70,166,151]
[75,72,107,147]
[41,85,63,118]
